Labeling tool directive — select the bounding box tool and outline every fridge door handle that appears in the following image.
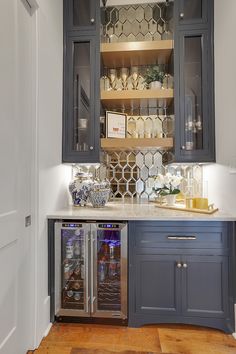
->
[85,232,90,313]
[86,296,90,313]
[91,230,97,315]
[90,232,95,314]
[91,296,96,314]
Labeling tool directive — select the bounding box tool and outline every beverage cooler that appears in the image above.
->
[54,222,127,320]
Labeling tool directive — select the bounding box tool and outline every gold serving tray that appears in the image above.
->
[154,203,219,215]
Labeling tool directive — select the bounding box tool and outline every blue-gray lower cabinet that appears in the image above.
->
[128,221,234,333]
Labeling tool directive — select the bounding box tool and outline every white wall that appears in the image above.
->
[203,0,236,214]
[35,0,71,347]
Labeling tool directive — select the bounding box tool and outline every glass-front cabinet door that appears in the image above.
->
[63,36,100,163]
[55,223,90,317]
[178,0,208,25]
[91,223,127,319]
[175,29,215,162]
[66,0,97,31]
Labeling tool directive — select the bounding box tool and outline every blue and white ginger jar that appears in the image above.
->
[69,172,94,206]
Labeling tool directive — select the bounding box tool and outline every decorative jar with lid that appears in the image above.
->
[69,171,94,206]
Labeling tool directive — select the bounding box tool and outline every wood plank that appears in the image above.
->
[101,89,173,101]
[101,40,173,67]
[71,349,158,354]
[158,327,236,354]
[101,89,174,110]
[101,138,173,151]
[32,324,236,354]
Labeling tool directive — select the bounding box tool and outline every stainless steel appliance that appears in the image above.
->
[54,222,127,320]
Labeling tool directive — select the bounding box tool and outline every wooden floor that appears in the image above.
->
[28,323,236,354]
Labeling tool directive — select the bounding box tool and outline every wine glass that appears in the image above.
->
[120,68,129,90]
[108,69,118,90]
[130,66,139,90]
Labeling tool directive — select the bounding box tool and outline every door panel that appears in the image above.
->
[0,238,17,353]
[135,255,181,316]
[0,0,34,353]
[182,256,228,318]
[63,35,100,163]
[175,28,215,162]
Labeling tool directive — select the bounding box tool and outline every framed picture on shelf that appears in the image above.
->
[106,111,127,138]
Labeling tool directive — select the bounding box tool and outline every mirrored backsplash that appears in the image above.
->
[100,2,174,43]
[72,150,202,201]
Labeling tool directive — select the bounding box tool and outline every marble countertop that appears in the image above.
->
[47,201,236,221]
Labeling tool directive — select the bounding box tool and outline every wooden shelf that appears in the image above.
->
[101,40,174,67]
[101,138,173,151]
[101,89,174,110]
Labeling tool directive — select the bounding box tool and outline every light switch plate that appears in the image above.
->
[25,215,31,227]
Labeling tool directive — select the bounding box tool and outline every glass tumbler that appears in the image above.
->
[144,116,153,138]
[136,116,145,138]
[127,117,137,138]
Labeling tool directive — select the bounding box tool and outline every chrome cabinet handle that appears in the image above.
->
[90,18,95,24]
[180,12,184,19]
[176,262,182,268]
[181,145,186,150]
[90,146,94,150]
[182,263,188,268]
[167,236,196,240]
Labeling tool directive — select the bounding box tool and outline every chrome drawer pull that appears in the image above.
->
[167,236,196,240]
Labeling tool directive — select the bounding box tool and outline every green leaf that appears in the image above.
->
[170,189,180,195]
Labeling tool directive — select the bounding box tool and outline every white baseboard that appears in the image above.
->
[44,322,52,338]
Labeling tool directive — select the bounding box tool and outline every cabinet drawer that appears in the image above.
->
[133,222,228,250]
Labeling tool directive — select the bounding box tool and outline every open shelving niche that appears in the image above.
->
[100,39,174,151]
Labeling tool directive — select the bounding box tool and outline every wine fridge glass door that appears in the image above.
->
[55,222,90,317]
[91,223,128,319]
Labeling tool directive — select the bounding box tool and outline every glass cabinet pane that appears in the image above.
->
[73,0,92,27]
[182,0,202,21]
[97,229,121,312]
[73,42,91,152]
[61,227,87,311]
[183,36,203,151]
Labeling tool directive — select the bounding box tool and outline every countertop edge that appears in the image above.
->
[46,203,236,222]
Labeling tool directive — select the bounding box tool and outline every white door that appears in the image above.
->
[0,0,36,353]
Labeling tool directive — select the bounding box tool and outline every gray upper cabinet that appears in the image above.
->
[178,0,208,26]
[63,0,100,163]
[65,0,99,32]
[174,0,215,162]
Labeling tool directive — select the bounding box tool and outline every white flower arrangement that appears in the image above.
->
[153,173,182,196]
